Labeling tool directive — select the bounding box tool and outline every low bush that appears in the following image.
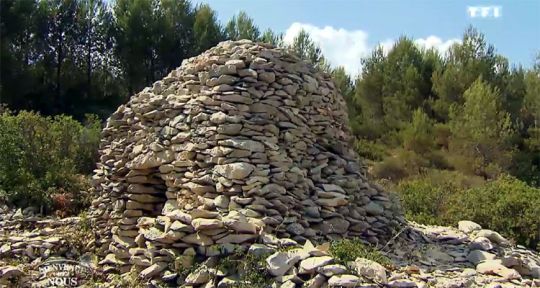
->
[395,170,539,249]
[398,175,452,225]
[354,138,388,161]
[371,149,432,181]
[329,238,391,267]
[371,157,408,181]
[396,170,484,225]
[0,110,100,213]
[448,175,540,249]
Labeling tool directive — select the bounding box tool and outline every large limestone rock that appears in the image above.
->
[89,40,403,274]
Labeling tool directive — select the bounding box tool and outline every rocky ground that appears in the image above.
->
[1,207,539,287]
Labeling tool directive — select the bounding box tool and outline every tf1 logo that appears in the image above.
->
[467,6,502,18]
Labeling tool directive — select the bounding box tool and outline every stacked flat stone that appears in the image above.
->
[89,40,403,275]
[0,209,84,261]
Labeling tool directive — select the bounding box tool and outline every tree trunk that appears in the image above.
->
[56,33,63,114]
[86,25,92,99]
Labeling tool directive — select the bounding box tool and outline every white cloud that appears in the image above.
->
[379,39,395,55]
[414,36,460,55]
[283,22,460,76]
[284,22,370,76]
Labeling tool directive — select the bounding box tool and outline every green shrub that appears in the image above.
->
[398,178,451,225]
[396,171,539,249]
[216,251,272,288]
[372,157,408,181]
[424,150,452,170]
[77,114,102,174]
[512,142,540,188]
[401,108,434,154]
[329,238,391,267]
[0,111,101,212]
[372,149,433,181]
[448,175,540,249]
[354,139,388,161]
[396,170,484,225]
[433,123,452,149]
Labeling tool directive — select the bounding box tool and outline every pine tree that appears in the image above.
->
[114,0,158,93]
[156,0,195,74]
[402,108,434,153]
[382,38,430,130]
[354,46,386,139]
[260,29,283,47]
[431,27,502,120]
[289,29,323,65]
[193,4,223,53]
[225,11,260,41]
[331,67,356,117]
[449,78,515,177]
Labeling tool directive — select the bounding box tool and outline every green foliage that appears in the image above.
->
[1,0,124,118]
[382,38,428,130]
[352,47,386,139]
[329,238,391,267]
[107,269,146,288]
[396,170,482,225]
[396,171,540,249]
[449,175,540,249]
[114,0,196,93]
[353,38,433,137]
[449,78,515,178]
[0,111,100,210]
[431,26,501,120]
[515,61,540,186]
[372,156,409,182]
[260,29,284,47]
[372,148,445,181]
[288,29,323,65]
[332,66,358,120]
[216,251,272,288]
[63,214,94,253]
[193,4,223,53]
[354,139,387,161]
[225,11,260,41]
[401,108,434,153]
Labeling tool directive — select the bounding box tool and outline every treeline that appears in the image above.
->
[346,29,540,187]
[0,0,284,119]
[335,30,539,248]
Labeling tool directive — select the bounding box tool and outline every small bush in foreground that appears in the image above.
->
[218,251,272,288]
[329,238,391,267]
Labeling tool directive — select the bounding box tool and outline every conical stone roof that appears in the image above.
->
[90,40,403,272]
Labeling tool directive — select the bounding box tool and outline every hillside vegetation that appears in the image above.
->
[1,0,539,249]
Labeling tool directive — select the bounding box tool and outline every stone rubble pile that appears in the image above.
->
[0,208,84,262]
[1,209,539,287]
[0,207,96,287]
[156,220,539,287]
[380,221,540,287]
[89,40,404,276]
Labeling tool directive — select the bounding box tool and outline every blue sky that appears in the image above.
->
[193,0,540,75]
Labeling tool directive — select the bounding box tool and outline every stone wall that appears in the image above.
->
[89,40,404,274]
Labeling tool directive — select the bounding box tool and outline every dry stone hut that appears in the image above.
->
[90,40,403,274]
